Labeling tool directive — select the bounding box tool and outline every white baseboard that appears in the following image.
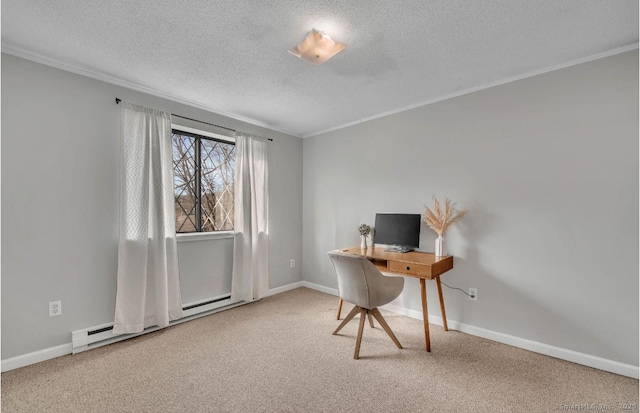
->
[1,281,306,372]
[303,283,639,379]
[263,281,305,297]
[301,281,338,296]
[1,343,72,372]
[4,282,638,379]
[449,320,639,379]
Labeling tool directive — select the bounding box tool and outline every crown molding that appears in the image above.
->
[303,42,639,138]
[1,44,301,138]
[3,41,636,140]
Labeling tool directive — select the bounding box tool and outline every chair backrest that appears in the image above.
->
[327,251,404,309]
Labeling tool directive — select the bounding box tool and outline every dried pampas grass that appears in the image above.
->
[423,196,468,236]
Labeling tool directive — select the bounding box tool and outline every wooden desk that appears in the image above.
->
[337,246,454,352]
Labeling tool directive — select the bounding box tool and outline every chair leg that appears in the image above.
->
[370,308,403,349]
[336,298,343,320]
[367,313,375,328]
[353,308,368,359]
[333,305,360,335]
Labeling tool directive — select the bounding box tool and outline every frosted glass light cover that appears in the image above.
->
[289,29,345,65]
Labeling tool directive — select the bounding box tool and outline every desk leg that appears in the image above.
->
[420,278,431,352]
[336,299,343,320]
[435,276,448,332]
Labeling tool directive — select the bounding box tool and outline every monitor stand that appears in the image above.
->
[385,245,414,253]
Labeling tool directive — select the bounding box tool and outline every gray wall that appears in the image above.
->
[1,54,303,359]
[302,51,638,366]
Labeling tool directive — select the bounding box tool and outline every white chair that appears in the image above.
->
[328,251,405,359]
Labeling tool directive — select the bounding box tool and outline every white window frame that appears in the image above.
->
[171,124,236,243]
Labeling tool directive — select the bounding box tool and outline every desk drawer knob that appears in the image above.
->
[406,266,410,271]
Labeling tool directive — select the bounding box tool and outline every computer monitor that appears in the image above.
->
[373,213,421,253]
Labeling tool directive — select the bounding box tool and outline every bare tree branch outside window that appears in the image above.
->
[172,131,235,233]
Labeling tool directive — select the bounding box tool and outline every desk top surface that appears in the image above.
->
[340,246,454,279]
[341,246,450,264]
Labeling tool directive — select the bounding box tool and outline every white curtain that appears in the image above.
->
[231,133,269,302]
[113,102,183,334]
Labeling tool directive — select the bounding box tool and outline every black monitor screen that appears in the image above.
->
[374,214,421,249]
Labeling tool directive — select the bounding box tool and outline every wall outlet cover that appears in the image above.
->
[49,301,62,317]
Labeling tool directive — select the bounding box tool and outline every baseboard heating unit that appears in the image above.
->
[72,293,243,354]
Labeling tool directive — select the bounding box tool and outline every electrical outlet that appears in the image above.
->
[468,288,477,301]
[290,259,295,268]
[49,301,62,317]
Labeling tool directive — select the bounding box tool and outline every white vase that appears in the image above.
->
[360,235,367,249]
[435,235,445,256]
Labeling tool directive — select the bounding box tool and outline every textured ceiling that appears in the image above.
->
[2,1,638,137]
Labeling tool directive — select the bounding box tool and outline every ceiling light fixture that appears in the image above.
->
[289,28,345,65]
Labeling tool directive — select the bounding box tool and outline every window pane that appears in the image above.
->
[172,133,197,233]
[200,138,235,231]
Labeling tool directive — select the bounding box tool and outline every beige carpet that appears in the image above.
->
[2,288,638,412]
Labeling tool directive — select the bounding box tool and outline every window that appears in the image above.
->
[172,128,235,233]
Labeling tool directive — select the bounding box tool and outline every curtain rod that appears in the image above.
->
[115,98,273,141]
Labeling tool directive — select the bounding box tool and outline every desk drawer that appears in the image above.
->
[388,261,431,278]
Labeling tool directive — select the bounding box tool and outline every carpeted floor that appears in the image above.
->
[2,287,638,412]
